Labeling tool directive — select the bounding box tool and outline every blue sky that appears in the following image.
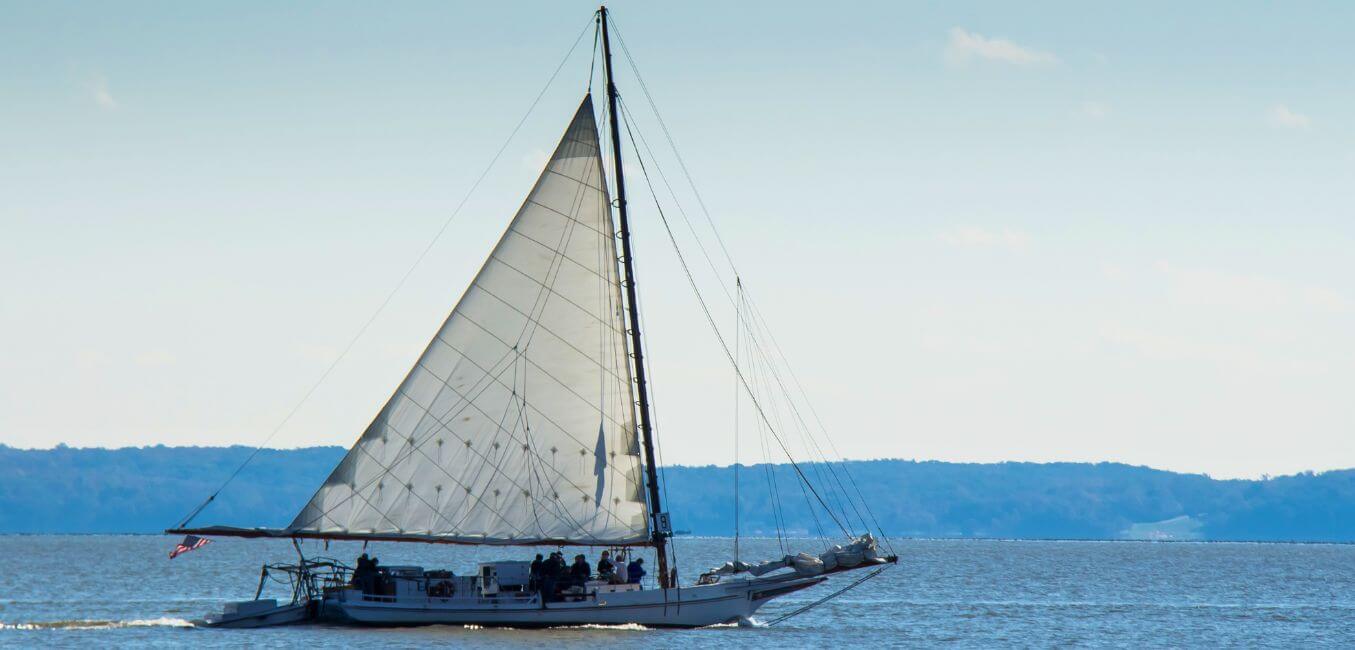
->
[2,2,1352,478]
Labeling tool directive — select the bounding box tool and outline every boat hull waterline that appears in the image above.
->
[204,574,829,629]
[325,576,826,628]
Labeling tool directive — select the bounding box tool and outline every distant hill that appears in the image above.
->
[2,445,1354,542]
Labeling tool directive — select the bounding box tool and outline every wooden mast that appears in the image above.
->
[598,5,671,589]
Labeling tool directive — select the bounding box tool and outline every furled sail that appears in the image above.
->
[288,95,650,545]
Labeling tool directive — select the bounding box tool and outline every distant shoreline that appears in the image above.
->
[5,445,1355,542]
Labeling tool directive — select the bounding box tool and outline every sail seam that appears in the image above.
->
[504,227,618,286]
[416,347,629,468]
[545,167,606,191]
[375,382,641,537]
[290,345,536,535]
[524,199,609,239]
[438,316,630,431]
[466,284,630,384]
[480,255,625,335]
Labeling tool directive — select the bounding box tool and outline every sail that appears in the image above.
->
[288,95,650,545]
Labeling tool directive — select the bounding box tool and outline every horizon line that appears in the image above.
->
[1,442,1346,481]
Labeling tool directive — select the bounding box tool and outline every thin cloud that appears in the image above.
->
[91,76,118,109]
[1155,260,1350,313]
[939,226,1031,250]
[1080,101,1111,119]
[134,348,176,367]
[1269,105,1311,129]
[945,28,1057,66]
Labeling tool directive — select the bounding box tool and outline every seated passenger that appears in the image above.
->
[627,557,646,585]
[597,550,615,580]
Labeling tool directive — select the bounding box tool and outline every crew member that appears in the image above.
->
[597,550,615,580]
[570,553,591,588]
[529,553,544,590]
[627,557,646,585]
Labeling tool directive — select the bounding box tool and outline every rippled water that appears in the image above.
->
[1,535,1353,648]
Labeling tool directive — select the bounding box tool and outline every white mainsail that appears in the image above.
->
[288,95,650,545]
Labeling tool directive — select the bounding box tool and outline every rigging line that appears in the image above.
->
[610,88,736,310]
[618,100,852,539]
[588,11,600,94]
[609,16,891,546]
[614,92,861,539]
[733,277,741,564]
[741,322,865,537]
[606,15,738,279]
[173,16,595,530]
[610,14,885,546]
[751,359,787,552]
[618,80,880,540]
[766,565,892,627]
[746,355,796,547]
[754,359,789,554]
[740,300,894,553]
[747,343,828,547]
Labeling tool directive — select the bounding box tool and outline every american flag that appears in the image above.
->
[169,535,211,559]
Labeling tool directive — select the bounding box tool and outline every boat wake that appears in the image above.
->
[562,623,651,631]
[459,622,652,631]
[0,617,195,631]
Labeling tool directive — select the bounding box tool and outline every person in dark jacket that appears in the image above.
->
[627,557,646,585]
[353,552,374,593]
[596,550,615,580]
[529,553,544,590]
[569,554,591,588]
[541,552,564,600]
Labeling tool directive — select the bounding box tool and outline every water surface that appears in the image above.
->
[1,535,1351,647]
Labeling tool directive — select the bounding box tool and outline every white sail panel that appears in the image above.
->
[289,96,649,545]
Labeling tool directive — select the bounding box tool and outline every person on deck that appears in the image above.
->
[597,551,615,581]
[627,557,646,585]
[613,550,628,584]
[353,552,374,593]
[529,553,544,590]
[541,552,564,600]
[570,554,591,588]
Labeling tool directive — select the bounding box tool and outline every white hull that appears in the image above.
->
[321,575,825,628]
[204,602,313,628]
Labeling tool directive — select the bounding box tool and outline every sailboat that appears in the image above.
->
[169,6,894,629]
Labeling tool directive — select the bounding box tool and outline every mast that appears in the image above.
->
[599,5,671,589]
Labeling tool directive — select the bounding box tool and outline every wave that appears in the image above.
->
[0,617,195,631]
